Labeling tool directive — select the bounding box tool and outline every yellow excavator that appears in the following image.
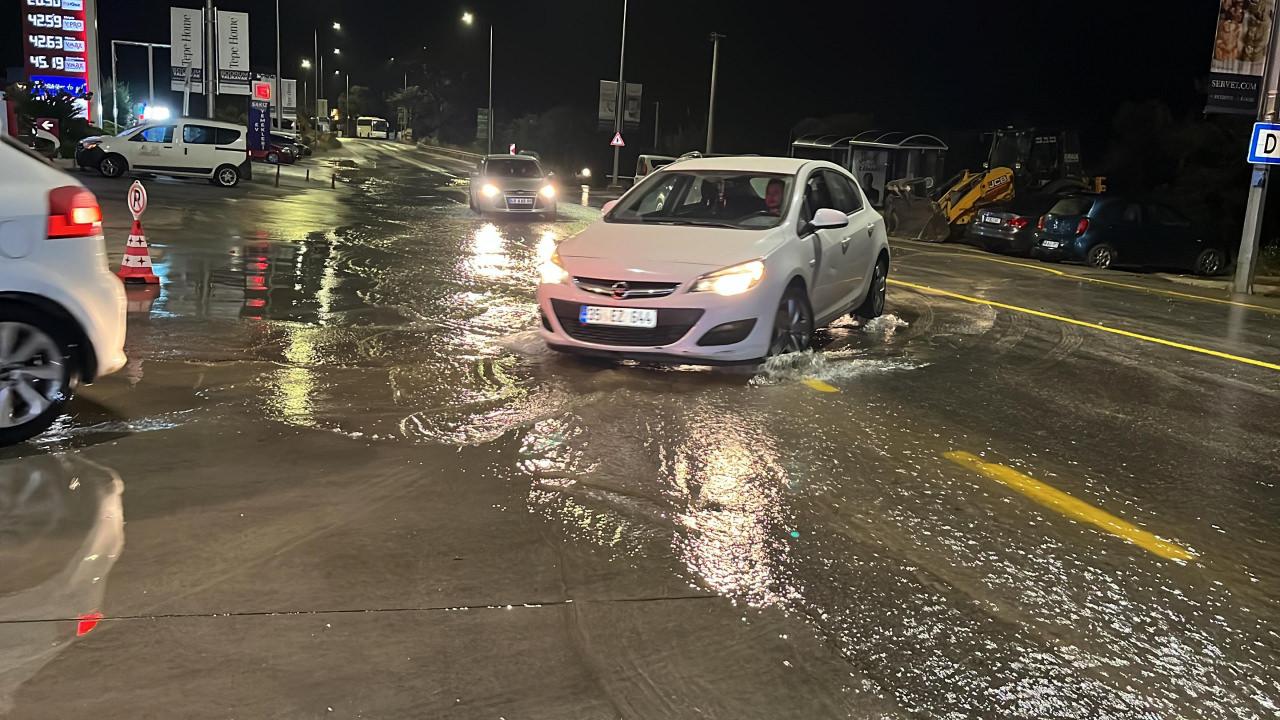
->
[885,128,1100,242]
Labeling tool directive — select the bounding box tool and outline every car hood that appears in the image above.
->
[557,221,787,275]
[482,176,548,191]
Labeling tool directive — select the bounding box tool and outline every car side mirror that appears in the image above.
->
[602,199,619,215]
[810,208,848,230]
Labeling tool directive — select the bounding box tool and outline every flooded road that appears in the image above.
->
[3,140,1278,719]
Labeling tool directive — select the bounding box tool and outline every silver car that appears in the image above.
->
[469,155,557,219]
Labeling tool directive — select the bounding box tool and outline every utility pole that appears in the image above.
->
[345,72,350,136]
[706,32,724,154]
[1235,7,1280,294]
[611,0,629,186]
[487,24,494,154]
[205,0,215,118]
[274,0,282,130]
[314,29,320,122]
[653,100,660,150]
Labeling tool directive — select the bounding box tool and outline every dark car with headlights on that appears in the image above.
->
[966,194,1062,256]
[1032,195,1230,275]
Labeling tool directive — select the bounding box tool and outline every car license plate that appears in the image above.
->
[508,196,534,207]
[579,305,658,328]
[983,215,1002,225]
[1041,240,1062,249]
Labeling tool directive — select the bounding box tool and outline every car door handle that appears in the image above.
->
[841,237,851,253]
[867,223,876,234]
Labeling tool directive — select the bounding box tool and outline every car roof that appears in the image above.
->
[133,117,245,130]
[663,155,810,174]
[484,154,536,160]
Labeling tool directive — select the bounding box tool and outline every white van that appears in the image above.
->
[75,118,251,188]
[634,154,677,181]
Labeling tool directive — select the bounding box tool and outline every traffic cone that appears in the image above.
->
[116,219,160,284]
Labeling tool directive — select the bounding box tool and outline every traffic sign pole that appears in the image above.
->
[1234,4,1280,294]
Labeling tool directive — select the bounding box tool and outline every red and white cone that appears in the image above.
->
[117,219,159,284]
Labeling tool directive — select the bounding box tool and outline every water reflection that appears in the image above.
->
[0,455,124,714]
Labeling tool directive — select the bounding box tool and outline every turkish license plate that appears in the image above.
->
[579,305,658,328]
[983,215,1002,225]
[508,196,535,207]
[1041,240,1062,249]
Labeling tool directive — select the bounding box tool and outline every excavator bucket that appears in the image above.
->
[883,177,952,242]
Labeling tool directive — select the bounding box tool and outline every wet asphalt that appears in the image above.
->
[1,140,1278,719]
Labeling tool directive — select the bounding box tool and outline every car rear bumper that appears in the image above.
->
[535,281,774,364]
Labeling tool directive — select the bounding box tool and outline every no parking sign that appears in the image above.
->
[127,181,148,221]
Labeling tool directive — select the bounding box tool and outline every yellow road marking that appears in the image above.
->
[889,279,1280,372]
[944,451,1196,561]
[895,244,1280,315]
[802,378,839,393]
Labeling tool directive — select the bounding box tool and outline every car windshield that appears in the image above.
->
[485,159,542,178]
[373,121,388,132]
[606,170,794,229]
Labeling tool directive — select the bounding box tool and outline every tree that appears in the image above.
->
[3,81,99,156]
[99,80,132,130]
[336,85,377,132]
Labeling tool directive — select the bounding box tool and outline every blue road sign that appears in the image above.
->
[1247,122,1280,164]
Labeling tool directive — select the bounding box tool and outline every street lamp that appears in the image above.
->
[314,21,342,129]
[301,59,313,129]
[461,10,493,154]
[333,48,341,55]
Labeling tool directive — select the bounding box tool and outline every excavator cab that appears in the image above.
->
[886,127,1094,242]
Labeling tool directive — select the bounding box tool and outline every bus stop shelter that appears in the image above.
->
[790,131,949,207]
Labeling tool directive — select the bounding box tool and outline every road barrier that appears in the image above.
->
[417,142,484,162]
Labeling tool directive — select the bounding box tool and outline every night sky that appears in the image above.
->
[4,0,1224,154]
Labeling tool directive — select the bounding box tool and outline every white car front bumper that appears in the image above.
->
[535,279,777,364]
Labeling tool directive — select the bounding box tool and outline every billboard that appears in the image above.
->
[1207,0,1276,114]
[597,80,642,129]
[170,7,204,93]
[216,10,250,95]
[22,0,92,98]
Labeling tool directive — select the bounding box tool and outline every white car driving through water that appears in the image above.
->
[536,156,889,364]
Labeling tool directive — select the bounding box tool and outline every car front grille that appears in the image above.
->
[572,277,681,300]
[550,299,702,347]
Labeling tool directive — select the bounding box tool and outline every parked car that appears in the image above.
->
[76,118,250,188]
[469,154,557,219]
[0,136,127,444]
[966,194,1062,256]
[1032,195,1231,275]
[536,156,889,364]
[268,133,306,161]
[635,154,677,182]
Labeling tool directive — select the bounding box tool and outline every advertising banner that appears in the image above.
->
[1207,0,1276,114]
[248,99,270,151]
[476,107,490,140]
[216,10,250,95]
[23,0,92,98]
[170,7,204,93]
[597,80,642,129]
[282,78,297,115]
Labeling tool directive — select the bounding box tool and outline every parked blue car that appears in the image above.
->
[1032,195,1231,275]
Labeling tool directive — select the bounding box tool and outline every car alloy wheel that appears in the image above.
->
[769,288,813,356]
[216,166,239,187]
[99,156,123,178]
[1196,249,1224,276]
[0,322,66,430]
[1088,244,1114,269]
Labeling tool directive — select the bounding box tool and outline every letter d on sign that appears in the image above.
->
[1266,133,1278,155]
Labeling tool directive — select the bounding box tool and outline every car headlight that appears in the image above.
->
[540,184,556,199]
[481,183,500,198]
[539,249,569,284]
[690,260,765,296]
[80,140,100,150]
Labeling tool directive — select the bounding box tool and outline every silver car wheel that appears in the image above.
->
[0,322,66,429]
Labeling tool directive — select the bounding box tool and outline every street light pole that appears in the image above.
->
[345,72,350,137]
[274,0,282,130]
[487,24,494,154]
[1235,7,1280,294]
[314,29,320,122]
[706,32,725,154]
[611,0,628,186]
